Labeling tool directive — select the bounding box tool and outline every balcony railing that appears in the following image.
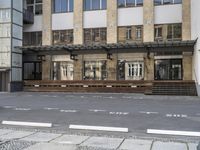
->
[23,9,34,24]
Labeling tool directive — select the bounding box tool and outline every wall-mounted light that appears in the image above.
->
[37,55,46,61]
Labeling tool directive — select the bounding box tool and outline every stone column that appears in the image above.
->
[73,55,83,80]
[183,52,192,80]
[144,53,154,80]
[42,0,52,45]
[107,0,117,43]
[107,54,117,80]
[74,0,83,44]
[42,55,51,80]
[143,0,154,42]
[182,0,191,41]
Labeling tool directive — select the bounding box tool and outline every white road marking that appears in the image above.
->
[3,106,16,109]
[104,96,114,99]
[139,111,159,114]
[44,107,59,110]
[109,112,129,115]
[147,129,200,137]
[89,109,107,112]
[69,125,128,133]
[2,121,52,127]
[60,110,77,113]
[122,96,132,99]
[15,108,31,111]
[166,114,188,118]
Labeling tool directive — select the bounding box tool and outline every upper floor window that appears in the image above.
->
[53,30,73,45]
[23,32,42,46]
[118,26,143,43]
[84,28,107,44]
[154,0,182,5]
[84,0,107,11]
[53,0,73,13]
[154,24,182,41]
[118,0,143,8]
[27,0,43,15]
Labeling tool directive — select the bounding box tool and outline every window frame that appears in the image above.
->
[84,0,107,11]
[118,0,143,8]
[154,0,182,5]
[52,29,74,45]
[53,0,74,14]
[27,0,43,15]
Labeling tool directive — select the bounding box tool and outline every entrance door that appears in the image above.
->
[155,59,182,80]
[0,72,9,92]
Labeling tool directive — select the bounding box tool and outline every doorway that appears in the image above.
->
[0,71,9,92]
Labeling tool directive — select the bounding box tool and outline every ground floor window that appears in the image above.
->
[155,59,182,80]
[83,61,107,80]
[118,60,144,80]
[52,61,73,80]
[23,62,42,80]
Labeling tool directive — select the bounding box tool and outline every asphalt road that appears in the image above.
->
[0,92,200,139]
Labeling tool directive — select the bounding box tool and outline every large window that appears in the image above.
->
[118,0,143,8]
[53,30,73,45]
[27,0,43,15]
[118,60,144,80]
[23,32,42,46]
[154,24,182,41]
[84,0,106,11]
[118,26,143,43]
[52,61,73,80]
[53,0,73,13]
[84,28,107,44]
[84,61,107,80]
[23,62,42,80]
[154,0,182,5]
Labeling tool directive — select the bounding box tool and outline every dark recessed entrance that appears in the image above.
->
[155,59,182,80]
[0,71,9,92]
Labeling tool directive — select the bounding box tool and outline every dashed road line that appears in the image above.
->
[139,111,159,115]
[109,112,129,115]
[60,110,77,113]
[89,109,107,112]
[166,114,188,118]
[2,121,52,128]
[15,108,31,111]
[44,107,59,110]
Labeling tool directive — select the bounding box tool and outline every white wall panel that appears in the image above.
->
[13,10,23,26]
[24,16,42,32]
[12,53,22,67]
[12,39,22,53]
[0,9,11,22]
[52,13,73,30]
[0,0,11,8]
[13,0,23,12]
[84,10,107,28]
[118,7,143,26]
[12,68,22,81]
[154,4,182,24]
[13,24,22,39]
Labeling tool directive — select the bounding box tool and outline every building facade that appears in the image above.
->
[0,0,200,95]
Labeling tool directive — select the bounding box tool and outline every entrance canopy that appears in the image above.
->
[17,40,196,58]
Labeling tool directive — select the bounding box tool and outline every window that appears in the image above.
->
[27,0,43,15]
[84,28,107,44]
[53,0,73,13]
[0,9,11,22]
[52,62,73,80]
[136,26,142,39]
[53,30,73,45]
[84,0,107,11]
[118,61,144,80]
[84,61,107,80]
[154,0,182,5]
[154,26,163,40]
[118,0,143,8]
[126,27,132,40]
[23,32,42,46]
[23,62,42,80]
[167,24,182,40]
[118,26,143,42]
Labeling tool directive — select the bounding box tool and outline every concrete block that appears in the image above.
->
[21,132,61,142]
[119,139,153,150]
[0,131,34,140]
[152,141,187,150]
[51,134,89,145]
[81,136,123,149]
[24,143,76,150]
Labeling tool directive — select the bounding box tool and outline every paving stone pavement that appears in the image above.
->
[0,129,198,150]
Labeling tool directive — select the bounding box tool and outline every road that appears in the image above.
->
[0,92,200,140]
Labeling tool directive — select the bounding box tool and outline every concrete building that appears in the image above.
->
[0,0,200,95]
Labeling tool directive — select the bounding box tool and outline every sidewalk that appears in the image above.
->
[0,129,198,150]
